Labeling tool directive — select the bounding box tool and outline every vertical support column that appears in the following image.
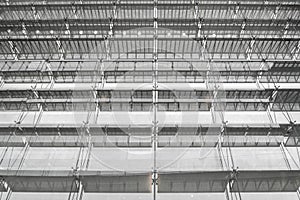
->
[100,59,105,88]
[246,36,256,61]
[64,18,71,36]
[68,121,92,200]
[297,187,300,200]
[227,168,242,200]
[192,0,206,60]
[256,59,267,85]
[0,179,12,200]
[280,142,292,170]
[218,121,242,200]
[55,37,65,60]
[68,168,84,200]
[105,0,119,60]
[207,60,223,124]
[93,86,100,124]
[94,60,103,123]
[17,140,30,170]
[152,1,158,199]
[217,121,231,171]
[271,3,281,19]
[291,41,300,61]
[239,19,246,37]
[30,85,43,128]
[44,59,55,89]
[8,38,19,60]
[266,85,279,124]
[71,3,78,19]
[285,121,299,146]
[192,0,203,39]
[31,4,40,20]
[217,122,231,200]
[0,70,4,88]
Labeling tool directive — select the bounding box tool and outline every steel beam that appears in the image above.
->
[1,82,300,91]
[0,111,298,126]
[0,169,299,193]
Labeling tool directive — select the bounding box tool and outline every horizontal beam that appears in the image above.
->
[1,36,299,41]
[1,82,299,91]
[0,135,286,147]
[0,111,298,126]
[0,98,270,103]
[0,59,298,62]
[1,2,299,8]
[159,170,300,193]
[0,60,277,70]
[1,169,299,193]
[0,170,151,193]
[1,19,299,32]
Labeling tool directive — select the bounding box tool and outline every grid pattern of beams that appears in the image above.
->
[0,0,299,199]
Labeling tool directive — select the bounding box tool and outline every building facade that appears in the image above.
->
[0,0,299,200]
